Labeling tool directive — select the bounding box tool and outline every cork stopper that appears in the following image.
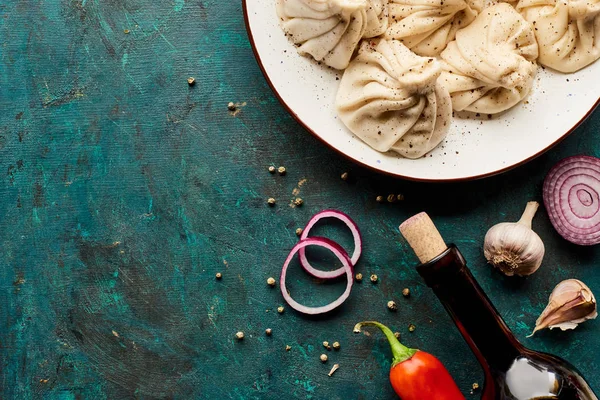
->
[399,212,447,263]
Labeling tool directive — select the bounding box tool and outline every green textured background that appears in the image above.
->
[1,1,599,399]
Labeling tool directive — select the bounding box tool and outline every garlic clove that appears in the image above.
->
[529,279,597,337]
[483,201,545,277]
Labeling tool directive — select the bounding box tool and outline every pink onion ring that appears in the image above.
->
[299,210,362,279]
[280,237,354,315]
[543,155,600,246]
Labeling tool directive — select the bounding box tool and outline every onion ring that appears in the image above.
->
[280,237,354,315]
[299,210,362,279]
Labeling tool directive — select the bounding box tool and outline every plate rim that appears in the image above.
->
[242,0,600,182]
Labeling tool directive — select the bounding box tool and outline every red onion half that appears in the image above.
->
[543,155,600,246]
[298,210,362,279]
[280,237,354,315]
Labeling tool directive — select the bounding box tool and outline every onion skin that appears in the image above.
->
[280,237,354,315]
[543,155,600,246]
[299,210,362,279]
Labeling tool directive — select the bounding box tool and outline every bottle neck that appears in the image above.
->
[417,246,523,371]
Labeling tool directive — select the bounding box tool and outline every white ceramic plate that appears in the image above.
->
[243,1,600,181]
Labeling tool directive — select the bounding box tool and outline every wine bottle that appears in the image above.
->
[400,213,598,400]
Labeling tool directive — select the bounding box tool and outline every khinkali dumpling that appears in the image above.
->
[364,0,390,37]
[335,39,452,158]
[517,0,600,72]
[385,0,483,56]
[276,0,368,69]
[439,3,539,113]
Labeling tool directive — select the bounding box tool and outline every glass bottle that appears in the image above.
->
[417,245,598,400]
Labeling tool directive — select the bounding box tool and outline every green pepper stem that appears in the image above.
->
[354,321,418,367]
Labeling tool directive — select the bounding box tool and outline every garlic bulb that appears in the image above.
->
[483,201,545,277]
[529,279,597,337]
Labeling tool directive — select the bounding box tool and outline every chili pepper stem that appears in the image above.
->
[354,321,418,367]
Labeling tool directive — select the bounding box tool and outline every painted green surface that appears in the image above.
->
[0,1,599,399]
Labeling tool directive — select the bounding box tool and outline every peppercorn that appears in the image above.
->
[235,331,244,340]
[341,172,349,181]
[370,274,378,283]
[277,306,285,314]
[402,288,410,297]
[187,77,195,86]
[215,272,222,280]
[408,324,416,332]
[294,198,303,207]
[332,341,340,350]
[394,331,401,339]
[285,345,291,351]
[265,328,272,336]
[387,300,397,311]
[268,166,276,174]
[472,383,480,391]
[397,194,405,201]
[267,277,276,287]
[376,195,384,203]
[227,102,236,111]
[267,198,276,206]
[277,166,286,175]
[387,194,396,203]
[355,273,363,282]
[124,29,130,34]
[322,341,330,349]
[295,228,303,236]
[320,354,328,363]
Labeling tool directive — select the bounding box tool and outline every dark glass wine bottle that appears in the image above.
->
[417,245,598,400]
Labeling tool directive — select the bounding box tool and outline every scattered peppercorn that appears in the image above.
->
[320,354,328,363]
[394,331,401,339]
[376,195,384,203]
[235,331,244,340]
[277,166,286,175]
[387,300,398,311]
[124,29,130,34]
[472,383,479,391]
[265,328,272,336]
[267,277,276,287]
[227,102,236,111]
[294,198,303,207]
[408,324,416,332]
[286,345,291,351]
[370,274,378,283]
[295,228,303,236]
[268,166,276,174]
[215,272,222,280]
[355,273,363,282]
[40,379,49,384]
[341,172,349,181]
[267,198,276,206]
[277,306,285,314]
[322,341,330,349]
[402,288,410,297]
[397,194,405,201]
[187,77,195,86]
[387,194,396,203]
[332,341,340,350]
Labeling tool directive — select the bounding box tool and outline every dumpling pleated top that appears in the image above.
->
[438,3,539,114]
[335,39,452,159]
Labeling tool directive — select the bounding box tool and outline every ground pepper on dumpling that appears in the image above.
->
[335,39,452,159]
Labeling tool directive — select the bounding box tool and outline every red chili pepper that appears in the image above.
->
[354,321,465,400]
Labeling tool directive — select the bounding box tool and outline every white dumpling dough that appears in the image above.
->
[276,0,368,69]
[517,0,600,72]
[439,3,539,113]
[364,0,390,37]
[335,39,452,159]
[385,0,483,56]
